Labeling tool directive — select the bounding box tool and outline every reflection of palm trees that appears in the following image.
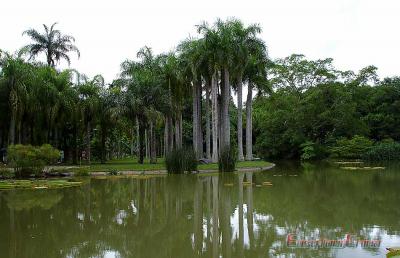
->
[238,172,245,257]
[193,177,204,254]
[212,175,219,258]
[246,172,255,248]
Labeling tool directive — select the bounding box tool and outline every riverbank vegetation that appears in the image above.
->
[1,18,399,174]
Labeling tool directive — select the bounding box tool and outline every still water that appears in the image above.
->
[1,162,400,258]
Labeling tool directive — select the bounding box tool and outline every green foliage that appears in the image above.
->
[330,135,373,159]
[74,167,90,177]
[165,147,197,174]
[0,167,13,179]
[363,140,400,161]
[218,147,237,172]
[107,168,119,175]
[300,141,316,160]
[8,144,60,178]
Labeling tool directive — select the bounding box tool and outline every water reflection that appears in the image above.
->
[1,163,400,258]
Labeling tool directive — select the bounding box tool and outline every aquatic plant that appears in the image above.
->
[74,167,90,177]
[165,147,197,174]
[363,141,400,161]
[218,147,237,172]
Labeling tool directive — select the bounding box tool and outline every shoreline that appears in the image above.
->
[89,163,276,176]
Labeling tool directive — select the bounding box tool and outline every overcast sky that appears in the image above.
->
[1,0,399,83]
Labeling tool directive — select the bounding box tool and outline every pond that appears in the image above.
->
[1,162,400,258]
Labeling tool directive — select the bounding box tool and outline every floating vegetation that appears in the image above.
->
[224,183,234,187]
[340,166,385,171]
[273,175,283,177]
[0,179,83,190]
[289,175,298,177]
[262,181,273,186]
[334,161,364,165]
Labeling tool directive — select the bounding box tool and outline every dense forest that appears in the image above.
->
[0,19,399,164]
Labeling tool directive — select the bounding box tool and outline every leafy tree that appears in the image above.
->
[22,23,80,67]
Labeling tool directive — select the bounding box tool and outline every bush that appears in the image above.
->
[363,141,400,161]
[165,147,197,174]
[218,147,236,172]
[8,144,60,178]
[0,167,13,179]
[329,135,373,159]
[74,167,90,177]
[107,168,119,175]
[300,141,316,160]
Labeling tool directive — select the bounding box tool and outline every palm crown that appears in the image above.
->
[22,22,80,67]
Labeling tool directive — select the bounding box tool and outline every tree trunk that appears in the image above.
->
[101,126,106,164]
[87,121,91,164]
[246,84,253,160]
[197,80,203,158]
[145,129,149,160]
[237,75,244,161]
[8,111,16,145]
[174,112,182,149]
[205,79,211,160]
[192,81,199,157]
[211,72,219,163]
[167,115,174,154]
[221,67,231,150]
[138,119,145,164]
[130,127,134,156]
[150,121,157,164]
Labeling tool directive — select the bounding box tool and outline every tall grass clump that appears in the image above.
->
[165,147,197,174]
[8,144,60,178]
[218,147,237,172]
[363,141,400,161]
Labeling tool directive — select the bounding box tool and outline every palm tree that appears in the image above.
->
[177,39,204,159]
[78,75,103,164]
[0,51,31,145]
[230,20,263,161]
[243,41,268,160]
[22,23,80,67]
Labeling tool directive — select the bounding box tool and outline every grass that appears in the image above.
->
[72,157,272,172]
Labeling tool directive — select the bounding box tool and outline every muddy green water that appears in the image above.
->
[1,162,400,258]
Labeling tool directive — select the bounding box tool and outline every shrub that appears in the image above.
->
[8,144,60,178]
[107,168,119,175]
[165,147,197,174]
[74,167,90,177]
[363,141,400,161]
[218,147,236,172]
[0,167,13,179]
[329,135,373,159]
[300,141,316,160]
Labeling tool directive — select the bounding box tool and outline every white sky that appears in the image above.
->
[1,0,400,84]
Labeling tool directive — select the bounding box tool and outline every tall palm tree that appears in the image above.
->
[0,51,32,145]
[230,20,263,161]
[22,23,80,67]
[243,41,268,160]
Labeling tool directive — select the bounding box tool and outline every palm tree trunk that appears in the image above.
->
[8,111,16,145]
[145,129,149,160]
[130,127,134,156]
[138,119,145,164]
[246,84,253,160]
[221,67,231,150]
[101,126,106,164]
[205,79,211,160]
[237,75,244,161]
[192,81,199,157]
[167,115,174,153]
[87,121,91,164]
[211,72,219,163]
[197,80,203,158]
[150,121,157,164]
[174,112,182,149]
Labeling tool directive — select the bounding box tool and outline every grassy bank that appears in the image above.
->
[79,158,272,172]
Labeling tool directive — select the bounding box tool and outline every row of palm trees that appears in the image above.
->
[0,18,269,164]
